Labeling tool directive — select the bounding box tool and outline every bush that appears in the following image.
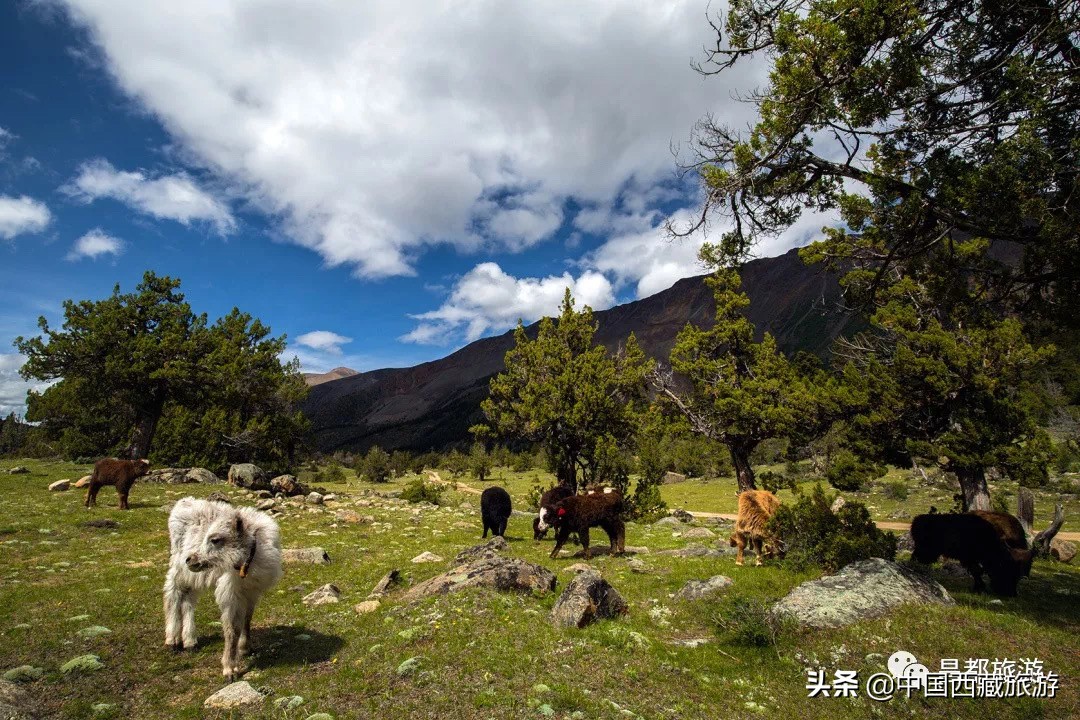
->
[881,479,909,501]
[323,464,346,484]
[712,596,787,647]
[825,451,885,491]
[768,484,896,573]
[444,449,468,476]
[401,478,443,505]
[388,450,413,478]
[526,482,543,512]
[758,469,796,494]
[355,446,391,483]
[469,443,492,481]
[511,451,535,472]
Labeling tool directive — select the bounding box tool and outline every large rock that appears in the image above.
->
[185,468,222,484]
[662,471,687,484]
[228,463,271,491]
[655,544,731,558]
[0,679,37,719]
[674,575,734,601]
[454,536,509,564]
[282,548,331,565]
[7,466,29,475]
[368,570,400,599]
[270,474,305,496]
[550,570,628,628]
[680,527,716,540]
[72,475,92,488]
[411,551,443,564]
[144,468,192,484]
[402,556,556,602]
[1050,537,1076,564]
[772,558,953,629]
[48,480,71,492]
[302,584,341,606]
[204,681,265,709]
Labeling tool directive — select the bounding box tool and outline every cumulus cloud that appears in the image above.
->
[294,330,352,355]
[66,228,124,261]
[53,0,765,277]
[402,263,615,344]
[0,195,51,240]
[63,159,235,234]
[0,354,55,417]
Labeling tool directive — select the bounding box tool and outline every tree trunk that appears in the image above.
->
[126,393,165,459]
[729,443,757,494]
[555,454,578,493]
[955,466,991,511]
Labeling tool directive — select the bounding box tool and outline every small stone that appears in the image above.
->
[831,496,846,513]
[60,654,103,674]
[353,600,380,615]
[2,666,43,683]
[306,492,324,505]
[283,548,331,565]
[92,703,115,713]
[203,681,265,709]
[564,563,598,574]
[680,526,715,540]
[411,551,442,563]
[78,625,112,638]
[396,657,421,677]
[537,704,555,716]
[49,480,71,492]
[627,558,649,574]
[73,475,92,488]
[302,584,341,606]
[256,499,276,511]
[674,576,734,602]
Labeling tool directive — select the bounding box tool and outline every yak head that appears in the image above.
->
[180,507,249,573]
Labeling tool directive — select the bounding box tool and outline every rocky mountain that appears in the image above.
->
[303,367,360,387]
[302,247,861,453]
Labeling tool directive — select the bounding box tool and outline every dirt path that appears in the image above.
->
[427,474,1080,541]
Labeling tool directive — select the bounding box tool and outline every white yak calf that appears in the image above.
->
[164,497,283,678]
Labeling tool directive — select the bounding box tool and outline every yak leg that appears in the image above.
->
[237,596,257,659]
[962,561,986,592]
[734,533,746,566]
[550,527,570,559]
[752,536,764,566]
[85,482,100,508]
[580,527,591,560]
[216,582,248,679]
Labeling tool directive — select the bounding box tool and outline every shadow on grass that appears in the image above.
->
[251,626,346,669]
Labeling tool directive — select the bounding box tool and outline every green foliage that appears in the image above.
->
[469,443,492,481]
[388,450,413,478]
[768,484,896,573]
[323,464,346,484]
[355,446,391,483]
[825,450,884,492]
[401,478,443,505]
[525,482,543,512]
[712,596,786,648]
[15,272,308,470]
[661,267,839,491]
[443,449,468,476]
[757,469,795,495]
[478,289,651,492]
[511,451,535,473]
[881,480,909,501]
[0,414,31,456]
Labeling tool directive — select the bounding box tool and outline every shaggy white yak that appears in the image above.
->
[164,497,283,678]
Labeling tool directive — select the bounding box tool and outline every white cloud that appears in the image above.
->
[0,195,51,240]
[402,262,615,344]
[66,228,124,261]
[63,159,235,234]
[54,0,765,277]
[0,354,55,418]
[294,330,352,355]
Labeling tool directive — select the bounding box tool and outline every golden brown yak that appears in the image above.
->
[729,489,781,566]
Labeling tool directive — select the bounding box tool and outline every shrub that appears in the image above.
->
[389,450,413,478]
[768,484,896,573]
[444,449,468,476]
[469,443,492,481]
[881,479,909,501]
[511,451,535,472]
[355,446,391,483]
[712,596,787,648]
[758,469,795,494]
[323,464,346,484]
[525,482,543,512]
[401,478,443,505]
[825,451,885,491]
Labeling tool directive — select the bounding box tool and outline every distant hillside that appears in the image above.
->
[303,367,359,386]
[302,248,861,453]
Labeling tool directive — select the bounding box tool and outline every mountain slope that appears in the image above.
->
[303,367,360,386]
[302,248,860,453]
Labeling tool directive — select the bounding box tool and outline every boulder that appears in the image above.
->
[403,556,556,602]
[674,575,734,602]
[772,558,954,629]
[302,584,341,606]
[144,468,191,484]
[550,570,628,628]
[830,496,847,514]
[270,474,304,496]
[256,499,276,511]
[0,679,37,720]
[896,531,914,554]
[48,480,70,492]
[203,681,265,709]
[306,492,324,505]
[282,548,331,565]
[411,551,443,564]
[1050,537,1076,564]
[680,527,716,540]
[655,544,730,558]
[662,471,687,484]
[454,536,509,565]
[670,509,694,523]
[7,466,29,475]
[73,475,92,488]
[206,492,232,504]
[228,463,271,491]
[368,570,400,599]
[185,468,221,484]
[353,600,380,615]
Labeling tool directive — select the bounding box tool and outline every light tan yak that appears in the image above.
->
[729,489,781,566]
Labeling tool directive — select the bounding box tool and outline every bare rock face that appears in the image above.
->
[550,570,628,628]
[228,463,271,491]
[403,556,556,602]
[203,681,265,709]
[1050,537,1076,564]
[282,547,331,565]
[674,575,734,602]
[772,558,953,629]
[454,536,509,565]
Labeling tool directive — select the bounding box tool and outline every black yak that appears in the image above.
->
[534,483,574,540]
[910,512,1034,596]
[480,486,512,538]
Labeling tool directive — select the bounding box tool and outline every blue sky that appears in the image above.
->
[0,1,836,416]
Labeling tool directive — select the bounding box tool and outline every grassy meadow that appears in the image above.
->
[0,459,1077,719]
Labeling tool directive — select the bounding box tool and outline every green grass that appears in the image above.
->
[0,458,1077,719]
